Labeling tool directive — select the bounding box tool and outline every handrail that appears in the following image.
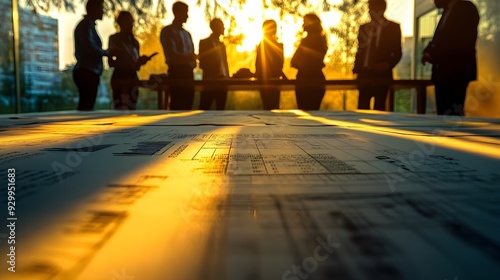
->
[139,78,433,113]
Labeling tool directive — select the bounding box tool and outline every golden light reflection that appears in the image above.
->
[11,123,236,279]
[0,111,203,145]
[292,111,500,160]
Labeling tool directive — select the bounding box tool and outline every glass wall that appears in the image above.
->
[0,0,15,114]
[415,0,500,117]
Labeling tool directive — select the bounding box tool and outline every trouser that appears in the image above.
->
[260,90,280,110]
[296,71,325,110]
[199,90,227,110]
[168,65,195,110]
[111,70,139,110]
[356,70,392,111]
[357,86,389,111]
[73,68,100,111]
[434,81,469,116]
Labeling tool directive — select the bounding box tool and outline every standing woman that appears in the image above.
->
[255,20,285,110]
[108,11,150,110]
[291,14,328,110]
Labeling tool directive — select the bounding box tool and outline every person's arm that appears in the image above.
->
[423,2,479,65]
[78,20,109,58]
[198,39,209,71]
[290,41,304,70]
[353,27,365,74]
[387,23,402,69]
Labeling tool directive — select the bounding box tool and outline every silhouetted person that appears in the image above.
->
[255,20,285,110]
[198,18,229,110]
[160,1,196,110]
[73,0,115,111]
[108,11,151,110]
[353,0,402,111]
[421,0,479,116]
[291,14,328,110]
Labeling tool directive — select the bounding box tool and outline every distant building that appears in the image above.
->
[0,2,60,110]
[19,10,61,96]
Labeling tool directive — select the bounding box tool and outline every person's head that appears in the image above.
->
[172,1,189,24]
[116,11,134,34]
[368,0,387,21]
[262,20,277,39]
[434,0,451,9]
[210,18,225,37]
[86,0,104,20]
[303,13,323,35]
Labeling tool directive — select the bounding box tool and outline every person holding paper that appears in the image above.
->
[108,11,153,110]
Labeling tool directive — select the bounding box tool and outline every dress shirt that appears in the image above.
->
[74,16,109,75]
[364,20,383,68]
[160,24,196,68]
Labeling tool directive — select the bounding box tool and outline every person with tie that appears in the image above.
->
[421,0,479,116]
[198,18,230,110]
[353,0,402,111]
[160,1,197,110]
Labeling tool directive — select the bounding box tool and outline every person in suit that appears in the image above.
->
[73,0,115,111]
[255,20,285,110]
[198,18,230,110]
[353,0,402,111]
[291,13,328,110]
[160,1,197,110]
[108,11,151,110]
[421,0,479,116]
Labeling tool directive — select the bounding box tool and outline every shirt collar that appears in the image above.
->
[83,15,96,25]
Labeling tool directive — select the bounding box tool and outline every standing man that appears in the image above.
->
[422,0,479,116]
[73,0,114,111]
[198,18,230,110]
[353,0,402,111]
[160,1,197,110]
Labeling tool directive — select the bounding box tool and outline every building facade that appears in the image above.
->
[0,1,60,113]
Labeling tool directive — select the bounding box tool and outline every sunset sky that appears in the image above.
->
[52,0,414,70]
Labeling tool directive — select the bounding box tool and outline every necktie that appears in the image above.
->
[364,24,377,68]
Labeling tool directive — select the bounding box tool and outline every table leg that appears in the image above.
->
[416,86,427,114]
[158,90,165,110]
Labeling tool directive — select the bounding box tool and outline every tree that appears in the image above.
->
[329,0,368,77]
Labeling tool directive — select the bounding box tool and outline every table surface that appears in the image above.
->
[1,110,499,280]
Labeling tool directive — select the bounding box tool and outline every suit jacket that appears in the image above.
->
[353,19,402,79]
[198,35,229,78]
[424,0,479,82]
